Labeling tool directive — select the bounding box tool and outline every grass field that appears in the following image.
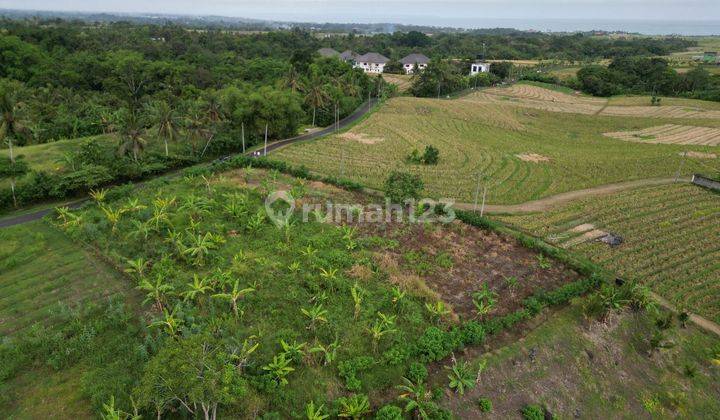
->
[497,183,720,323]
[381,73,413,93]
[442,303,720,418]
[275,84,720,204]
[0,220,131,335]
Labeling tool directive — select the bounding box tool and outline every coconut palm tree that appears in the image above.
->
[302,74,330,127]
[117,108,146,162]
[285,65,302,93]
[146,100,180,156]
[0,87,30,160]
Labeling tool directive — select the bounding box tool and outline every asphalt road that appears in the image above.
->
[0,98,378,229]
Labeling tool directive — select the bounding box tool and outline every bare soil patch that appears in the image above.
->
[340,132,385,145]
[516,153,551,163]
[291,179,580,321]
[681,151,717,159]
[356,220,579,321]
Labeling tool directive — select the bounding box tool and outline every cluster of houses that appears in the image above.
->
[318,48,492,76]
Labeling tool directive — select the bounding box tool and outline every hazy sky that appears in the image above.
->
[1,0,719,24]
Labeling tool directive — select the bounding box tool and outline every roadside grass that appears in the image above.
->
[497,183,720,323]
[274,92,720,204]
[0,220,131,335]
[443,302,720,418]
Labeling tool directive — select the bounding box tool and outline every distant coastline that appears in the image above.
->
[0,8,718,36]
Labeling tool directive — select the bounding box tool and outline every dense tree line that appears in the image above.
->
[576,58,720,99]
[323,30,694,62]
[0,20,379,210]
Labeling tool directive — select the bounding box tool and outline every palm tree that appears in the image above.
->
[146,100,180,156]
[302,74,330,127]
[184,106,209,156]
[117,108,146,162]
[285,65,302,93]
[0,86,30,159]
[202,91,223,124]
[212,280,255,317]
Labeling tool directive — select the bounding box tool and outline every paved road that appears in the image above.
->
[0,99,378,229]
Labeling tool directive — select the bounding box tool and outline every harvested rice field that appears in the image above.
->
[497,183,720,323]
[275,85,720,204]
[604,124,720,146]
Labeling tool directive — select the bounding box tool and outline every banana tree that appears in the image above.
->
[212,280,255,317]
[137,275,175,312]
[301,303,328,331]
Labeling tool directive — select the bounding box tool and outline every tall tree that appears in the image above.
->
[0,84,30,156]
[146,100,180,156]
[302,73,330,127]
[116,108,147,162]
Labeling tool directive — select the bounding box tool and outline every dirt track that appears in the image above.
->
[454,177,690,214]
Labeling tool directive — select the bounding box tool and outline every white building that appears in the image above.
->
[400,53,430,74]
[354,52,390,74]
[470,62,491,75]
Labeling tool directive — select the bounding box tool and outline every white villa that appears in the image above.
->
[354,52,390,73]
[400,53,430,74]
[470,61,491,75]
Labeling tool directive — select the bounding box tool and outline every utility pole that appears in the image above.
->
[473,172,482,212]
[263,123,268,156]
[480,184,488,217]
[675,152,687,182]
[241,122,245,153]
[340,148,345,178]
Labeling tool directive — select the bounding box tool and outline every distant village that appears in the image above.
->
[317,48,490,75]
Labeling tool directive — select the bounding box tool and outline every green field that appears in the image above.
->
[0,220,131,335]
[442,303,720,418]
[275,85,720,204]
[497,183,720,323]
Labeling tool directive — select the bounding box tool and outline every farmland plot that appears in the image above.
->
[497,183,720,323]
[36,166,586,415]
[275,93,720,204]
[604,124,720,146]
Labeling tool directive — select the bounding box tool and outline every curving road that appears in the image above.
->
[0,99,378,229]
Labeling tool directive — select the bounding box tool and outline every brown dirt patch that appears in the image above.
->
[516,153,551,163]
[681,151,717,159]
[340,132,384,145]
[356,220,579,321]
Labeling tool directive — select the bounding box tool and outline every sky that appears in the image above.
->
[1,0,719,27]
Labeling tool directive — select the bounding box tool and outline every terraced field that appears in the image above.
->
[604,124,720,147]
[472,84,720,119]
[275,86,720,204]
[497,183,720,323]
[0,220,131,335]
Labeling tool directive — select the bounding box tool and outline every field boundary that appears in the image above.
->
[454,177,691,214]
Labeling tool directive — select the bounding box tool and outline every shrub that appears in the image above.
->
[384,171,423,204]
[407,361,428,383]
[415,326,459,362]
[374,404,403,420]
[521,404,545,420]
[338,356,375,392]
[477,397,493,412]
